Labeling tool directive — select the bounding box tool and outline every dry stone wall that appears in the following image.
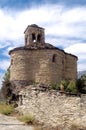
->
[17,86,86,130]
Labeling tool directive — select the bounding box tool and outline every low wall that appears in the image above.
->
[17,85,86,130]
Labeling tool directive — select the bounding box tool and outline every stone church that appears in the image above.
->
[9,24,78,86]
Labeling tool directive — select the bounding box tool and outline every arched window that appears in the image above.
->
[37,34,41,42]
[52,54,57,62]
[32,33,36,42]
[11,59,13,65]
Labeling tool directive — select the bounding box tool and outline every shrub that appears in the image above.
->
[66,80,78,93]
[0,103,14,115]
[1,68,12,100]
[77,78,86,93]
[51,83,60,90]
[18,114,34,124]
[61,80,67,90]
[1,80,12,99]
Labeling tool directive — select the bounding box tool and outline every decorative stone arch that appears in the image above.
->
[32,33,36,42]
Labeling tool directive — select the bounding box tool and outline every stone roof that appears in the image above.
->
[30,24,40,28]
[9,42,77,59]
[24,24,44,33]
[9,42,56,54]
[26,42,56,49]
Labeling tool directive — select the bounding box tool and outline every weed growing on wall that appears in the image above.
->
[0,103,14,115]
[18,114,34,124]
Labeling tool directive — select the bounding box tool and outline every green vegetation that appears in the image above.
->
[18,114,34,124]
[51,80,77,93]
[77,78,86,94]
[66,80,78,93]
[1,68,11,99]
[3,68,10,81]
[60,80,68,90]
[0,103,14,115]
[51,83,60,90]
[1,68,13,103]
[51,80,81,94]
[51,78,86,94]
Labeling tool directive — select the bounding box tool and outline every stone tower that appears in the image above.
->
[24,24,45,46]
[9,24,78,86]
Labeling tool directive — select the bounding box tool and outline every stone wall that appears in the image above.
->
[65,54,77,81]
[10,49,77,85]
[17,86,86,130]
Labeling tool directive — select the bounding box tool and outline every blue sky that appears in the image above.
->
[0,0,86,86]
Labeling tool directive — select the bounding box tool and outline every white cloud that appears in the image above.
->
[78,63,86,72]
[64,43,86,71]
[0,59,10,70]
[0,5,86,48]
[0,73,4,88]
[64,43,86,53]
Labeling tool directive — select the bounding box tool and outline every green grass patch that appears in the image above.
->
[0,103,14,115]
[18,114,34,124]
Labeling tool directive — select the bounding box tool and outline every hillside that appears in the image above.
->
[78,70,86,78]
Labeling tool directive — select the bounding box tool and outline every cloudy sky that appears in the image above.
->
[0,0,86,86]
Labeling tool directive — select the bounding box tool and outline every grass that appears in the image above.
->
[18,114,34,125]
[0,103,14,115]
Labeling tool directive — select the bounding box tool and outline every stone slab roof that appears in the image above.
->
[24,24,44,33]
[9,42,77,59]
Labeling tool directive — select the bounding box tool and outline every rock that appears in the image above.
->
[17,85,86,130]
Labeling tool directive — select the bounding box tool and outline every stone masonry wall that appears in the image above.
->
[65,54,77,81]
[10,49,77,85]
[17,86,86,130]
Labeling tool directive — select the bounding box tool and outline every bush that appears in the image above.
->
[60,80,68,91]
[18,114,34,124]
[51,83,60,90]
[0,103,14,115]
[1,80,12,99]
[77,78,86,93]
[1,68,12,100]
[61,80,67,88]
[66,80,78,93]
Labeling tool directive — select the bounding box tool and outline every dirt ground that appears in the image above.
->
[0,114,34,130]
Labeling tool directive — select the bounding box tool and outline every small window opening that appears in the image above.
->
[11,59,13,65]
[52,54,56,62]
[37,34,41,42]
[62,59,64,65]
[32,33,36,42]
